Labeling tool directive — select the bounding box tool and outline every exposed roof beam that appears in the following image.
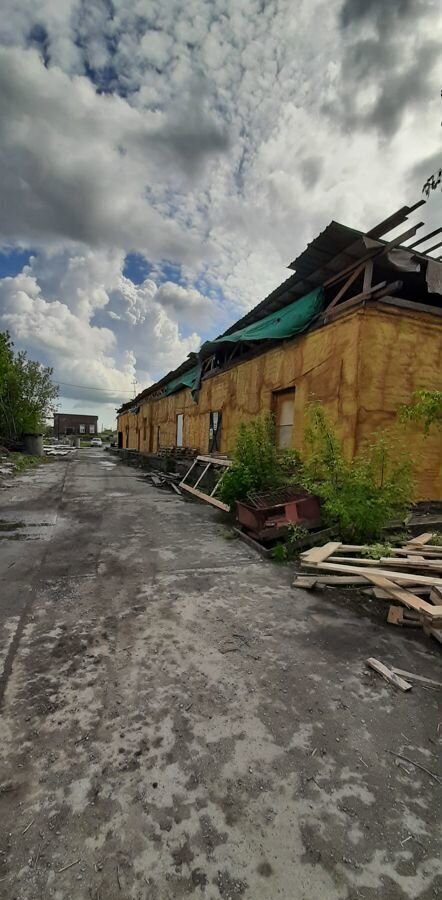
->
[424,240,442,255]
[407,226,442,249]
[366,200,425,240]
[324,222,425,288]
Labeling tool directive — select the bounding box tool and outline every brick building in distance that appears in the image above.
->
[54,413,98,437]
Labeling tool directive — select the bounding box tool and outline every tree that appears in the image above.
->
[0,331,59,439]
[400,390,442,434]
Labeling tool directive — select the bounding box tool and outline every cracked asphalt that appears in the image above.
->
[0,450,441,900]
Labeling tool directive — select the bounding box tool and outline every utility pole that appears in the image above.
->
[132,378,137,397]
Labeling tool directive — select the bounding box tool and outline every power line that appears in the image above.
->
[55,380,136,393]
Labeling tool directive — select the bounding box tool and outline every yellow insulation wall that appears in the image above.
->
[117,303,442,499]
[140,309,362,458]
[356,304,442,500]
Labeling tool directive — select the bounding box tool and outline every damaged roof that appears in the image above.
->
[117,201,441,414]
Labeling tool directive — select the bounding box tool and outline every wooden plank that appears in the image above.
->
[406,533,434,547]
[305,561,442,593]
[303,574,369,586]
[211,469,227,496]
[424,240,442,255]
[326,264,365,311]
[387,606,405,626]
[430,586,442,604]
[407,226,442,249]
[391,667,442,688]
[179,481,230,512]
[425,626,442,645]
[180,458,198,485]
[328,544,442,559]
[194,455,231,466]
[301,542,341,564]
[366,201,425,240]
[324,223,424,288]
[387,606,421,626]
[366,658,412,692]
[363,574,442,619]
[363,259,373,292]
[293,576,318,589]
[193,463,210,489]
[392,548,442,558]
[327,555,442,572]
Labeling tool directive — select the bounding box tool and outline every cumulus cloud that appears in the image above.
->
[330,0,440,137]
[0,250,202,418]
[0,45,227,256]
[0,0,441,425]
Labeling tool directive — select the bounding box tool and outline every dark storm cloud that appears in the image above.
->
[340,0,415,29]
[145,81,230,176]
[329,0,439,138]
[300,157,323,190]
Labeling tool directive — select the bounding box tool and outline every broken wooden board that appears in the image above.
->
[390,667,442,688]
[303,560,442,591]
[294,574,369,587]
[300,542,342,563]
[387,606,422,627]
[180,481,230,512]
[327,556,442,573]
[366,658,412,692]
[430,586,442,604]
[364,574,442,621]
[406,532,434,547]
[179,455,231,512]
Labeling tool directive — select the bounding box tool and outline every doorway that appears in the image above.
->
[273,388,295,449]
[176,413,184,447]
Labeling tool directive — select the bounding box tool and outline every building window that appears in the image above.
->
[209,411,222,452]
[79,424,85,434]
[176,413,184,447]
[273,389,295,449]
[143,417,147,441]
[89,425,95,434]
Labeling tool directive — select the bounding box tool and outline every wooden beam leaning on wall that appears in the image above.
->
[179,455,231,512]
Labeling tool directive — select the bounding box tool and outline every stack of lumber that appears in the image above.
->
[297,533,442,644]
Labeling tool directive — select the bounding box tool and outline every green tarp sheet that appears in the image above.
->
[206,286,324,348]
[164,286,324,397]
[164,365,199,396]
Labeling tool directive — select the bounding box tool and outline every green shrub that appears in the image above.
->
[271,542,288,562]
[400,389,442,434]
[219,416,303,507]
[360,543,393,559]
[301,403,414,543]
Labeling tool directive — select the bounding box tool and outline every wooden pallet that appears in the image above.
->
[179,456,232,512]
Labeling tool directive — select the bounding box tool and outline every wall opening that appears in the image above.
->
[176,413,184,447]
[273,388,296,449]
[209,411,222,452]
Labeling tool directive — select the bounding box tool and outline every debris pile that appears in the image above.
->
[143,470,183,495]
[295,532,442,646]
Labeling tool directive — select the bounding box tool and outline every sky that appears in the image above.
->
[0,0,440,428]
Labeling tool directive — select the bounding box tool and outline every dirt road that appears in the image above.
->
[0,451,440,899]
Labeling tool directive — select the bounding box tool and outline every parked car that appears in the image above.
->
[90,437,102,447]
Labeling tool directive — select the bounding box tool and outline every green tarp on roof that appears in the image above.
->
[209,286,324,347]
[164,365,200,396]
[164,286,324,397]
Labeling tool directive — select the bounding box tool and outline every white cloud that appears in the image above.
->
[0,251,203,424]
[0,0,441,425]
